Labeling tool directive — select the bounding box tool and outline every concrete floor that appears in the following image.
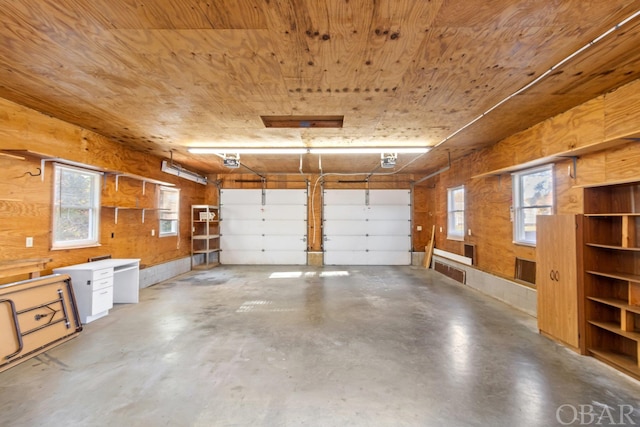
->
[1,265,639,426]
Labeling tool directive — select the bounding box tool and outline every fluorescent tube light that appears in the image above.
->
[189,147,430,155]
[309,147,430,154]
[189,147,307,154]
[161,160,207,185]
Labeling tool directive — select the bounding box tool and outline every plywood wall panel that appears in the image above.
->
[0,97,205,273]
[555,158,583,215]
[604,79,640,141]
[539,98,605,156]
[603,142,640,182]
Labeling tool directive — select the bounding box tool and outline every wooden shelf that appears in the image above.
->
[193,235,220,240]
[588,349,640,377]
[587,297,640,315]
[586,270,640,283]
[586,243,640,251]
[193,249,221,254]
[2,150,173,186]
[102,206,168,224]
[584,213,640,217]
[472,134,638,179]
[589,321,640,342]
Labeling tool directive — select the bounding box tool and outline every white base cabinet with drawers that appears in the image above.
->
[53,259,140,324]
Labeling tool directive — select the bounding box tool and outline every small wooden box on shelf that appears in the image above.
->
[583,182,640,380]
[191,205,220,269]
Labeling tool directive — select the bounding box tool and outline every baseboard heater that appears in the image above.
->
[434,261,466,284]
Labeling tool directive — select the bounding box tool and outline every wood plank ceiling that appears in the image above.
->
[0,0,639,175]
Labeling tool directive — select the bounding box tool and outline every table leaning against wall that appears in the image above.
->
[53,259,140,324]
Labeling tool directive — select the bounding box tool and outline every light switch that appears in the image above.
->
[26,237,33,247]
[417,225,422,231]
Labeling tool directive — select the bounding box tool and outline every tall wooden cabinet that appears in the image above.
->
[583,182,640,380]
[191,205,220,269]
[536,214,583,352]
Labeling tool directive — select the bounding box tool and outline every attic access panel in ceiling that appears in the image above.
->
[261,115,344,128]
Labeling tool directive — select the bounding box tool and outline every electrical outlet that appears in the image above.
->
[468,229,472,236]
[439,226,443,233]
[151,229,155,236]
[25,237,33,247]
[416,225,422,231]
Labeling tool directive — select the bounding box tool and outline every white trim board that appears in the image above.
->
[433,248,472,265]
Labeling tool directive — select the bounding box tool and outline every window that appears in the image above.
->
[158,186,180,236]
[447,185,465,240]
[512,165,554,245]
[52,164,101,249]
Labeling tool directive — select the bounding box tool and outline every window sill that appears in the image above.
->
[513,241,536,248]
[51,243,101,251]
[447,236,464,242]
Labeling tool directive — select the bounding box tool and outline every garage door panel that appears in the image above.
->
[221,220,265,235]
[324,235,367,251]
[220,189,261,204]
[366,220,410,236]
[262,205,307,220]
[220,234,262,251]
[263,235,306,251]
[323,220,367,235]
[368,190,411,205]
[368,235,410,251]
[323,205,367,220]
[324,189,364,205]
[266,189,307,205]
[366,206,411,220]
[220,205,263,220]
[263,220,306,235]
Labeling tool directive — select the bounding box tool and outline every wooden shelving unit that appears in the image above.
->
[191,205,220,269]
[583,182,640,380]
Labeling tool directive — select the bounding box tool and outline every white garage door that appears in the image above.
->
[323,189,411,265]
[220,189,307,265]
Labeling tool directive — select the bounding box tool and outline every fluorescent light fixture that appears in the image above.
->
[189,147,307,154]
[189,147,430,155]
[309,147,430,154]
[161,160,207,185]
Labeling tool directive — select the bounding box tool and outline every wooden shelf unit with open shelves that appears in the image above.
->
[191,205,220,269]
[583,181,640,380]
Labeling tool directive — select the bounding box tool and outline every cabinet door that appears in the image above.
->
[536,215,579,349]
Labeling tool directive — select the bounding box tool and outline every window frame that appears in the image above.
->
[51,163,102,250]
[158,186,180,237]
[447,185,465,241]
[512,164,555,246]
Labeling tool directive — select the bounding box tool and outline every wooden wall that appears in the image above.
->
[0,98,209,282]
[420,78,640,281]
